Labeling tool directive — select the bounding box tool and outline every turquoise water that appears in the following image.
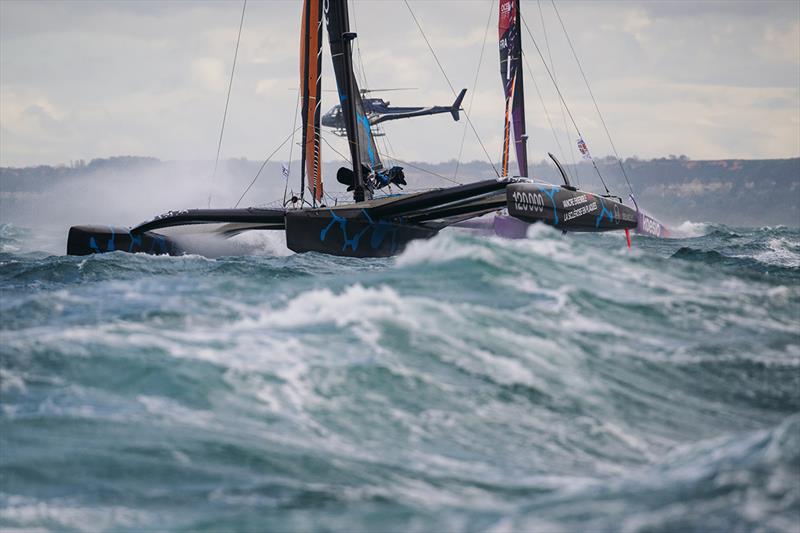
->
[1,223,798,532]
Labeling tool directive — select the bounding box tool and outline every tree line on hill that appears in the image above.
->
[1,155,797,226]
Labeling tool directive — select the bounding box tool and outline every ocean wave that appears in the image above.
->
[1,223,798,532]
[672,220,712,238]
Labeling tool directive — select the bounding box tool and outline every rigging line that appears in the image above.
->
[380,129,398,168]
[284,89,302,206]
[350,0,366,84]
[454,0,494,182]
[208,0,247,208]
[530,0,574,185]
[320,132,352,162]
[521,50,572,187]
[550,0,634,196]
[381,153,463,186]
[321,132,460,187]
[320,129,380,201]
[537,0,578,187]
[403,0,500,179]
[234,127,300,209]
[520,14,610,194]
[402,0,455,94]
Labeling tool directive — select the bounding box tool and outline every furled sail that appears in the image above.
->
[499,0,528,177]
[324,0,382,200]
[300,0,323,204]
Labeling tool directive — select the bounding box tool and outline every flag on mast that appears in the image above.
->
[577,138,591,159]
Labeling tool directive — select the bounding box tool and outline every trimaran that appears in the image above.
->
[67,0,668,258]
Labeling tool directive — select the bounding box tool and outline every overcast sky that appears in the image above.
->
[1,0,798,167]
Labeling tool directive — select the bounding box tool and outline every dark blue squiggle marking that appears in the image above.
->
[106,226,116,252]
[595,197,613,228]
[156,235,168,253]
[360,209,373,224]
[320,210,344,242]
[370,221,398,253]
[320,209,399,253]
[361,209,398,252]
[89,237,101,253]
[128,231,142,253]
[319,209,368,251]
[148,234,168,254]
[538,186,560,225]
[347,224,371,251]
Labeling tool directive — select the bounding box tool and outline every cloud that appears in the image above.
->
[191,57,227,92]
[757,22,800,63]
[0,0,798,167]
[255,79,279,96]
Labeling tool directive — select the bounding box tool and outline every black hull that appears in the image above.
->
[507,183,637,232]
[65,179,508,258]
[285,208,437,257]
[67,226,183,256]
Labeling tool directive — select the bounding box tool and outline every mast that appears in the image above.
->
[300,0,324,205]
[325,0,382,202]
[499,0,528,177]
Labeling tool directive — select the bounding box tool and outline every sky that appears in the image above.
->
[1,0,798,167]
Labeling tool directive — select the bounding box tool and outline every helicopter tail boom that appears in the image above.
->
[370,88,467,126]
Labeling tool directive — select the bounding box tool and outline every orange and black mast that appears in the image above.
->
[299,0,324,205]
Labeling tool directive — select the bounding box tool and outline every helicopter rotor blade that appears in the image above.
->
[360,87,418,94]
[289,87,418,94]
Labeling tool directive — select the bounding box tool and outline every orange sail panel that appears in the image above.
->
[300,0,323,203]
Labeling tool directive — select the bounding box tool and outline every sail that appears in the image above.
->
[499,0,528,177]
[300,0,323,203]
[324,0,382,185]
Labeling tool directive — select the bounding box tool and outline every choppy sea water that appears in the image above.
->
[1,222,798,532]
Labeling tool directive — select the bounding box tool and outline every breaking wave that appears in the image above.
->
[1,222,798,531]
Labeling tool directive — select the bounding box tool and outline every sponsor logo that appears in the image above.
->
[564,201,597,221]
[640,215,662,237]
[511,190,545,213]
[562,194,588,208]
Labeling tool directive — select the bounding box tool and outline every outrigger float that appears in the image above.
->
[459,0,668,242]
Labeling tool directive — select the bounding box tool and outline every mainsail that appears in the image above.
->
[300,0,323,204]
[325,0,382,201]
[499,0,528,177]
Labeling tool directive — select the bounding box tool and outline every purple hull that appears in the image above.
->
[453,214,530,239]
[635,210,671,238]
[493,214,530,239]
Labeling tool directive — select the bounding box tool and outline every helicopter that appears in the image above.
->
[321,88,467,136]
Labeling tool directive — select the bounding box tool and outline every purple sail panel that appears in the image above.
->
[499,0,527,177]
